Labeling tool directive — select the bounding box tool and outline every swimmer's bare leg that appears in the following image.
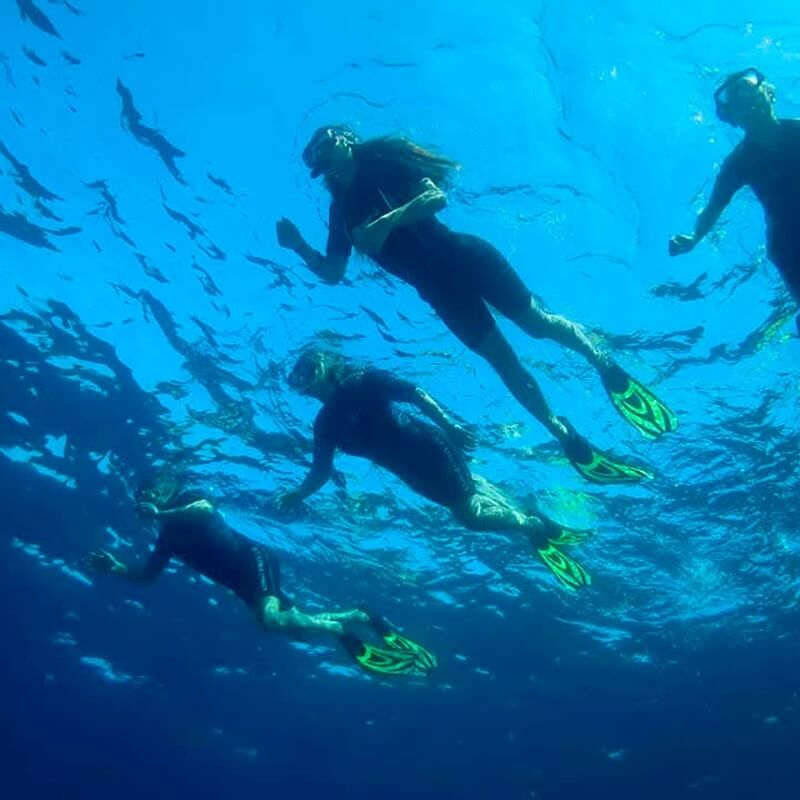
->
[317,609,370,624]
[452,489,547,545]
[473,327,569,442]
[256,596,365,635]
[512,298,611,371]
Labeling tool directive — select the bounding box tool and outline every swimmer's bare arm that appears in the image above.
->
[276,218,348,283]
[353,179,447,254]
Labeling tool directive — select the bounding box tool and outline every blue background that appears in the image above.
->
[2,1,799,798]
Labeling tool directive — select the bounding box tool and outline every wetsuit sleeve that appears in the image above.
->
[708,148,747,212]
[362,369,418,402]
[311,408,337,476]
[326,201,352,260]
[126,534,173,582]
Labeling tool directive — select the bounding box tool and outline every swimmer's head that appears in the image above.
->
[715,68,775,128]
[288,348,347,399]
[302,125,359,181]
[134,471,183,513]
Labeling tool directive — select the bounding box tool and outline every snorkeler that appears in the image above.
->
[277,348,595,592]
[670,68,800,334]
[83,476,437,677]
[276,126,677,485]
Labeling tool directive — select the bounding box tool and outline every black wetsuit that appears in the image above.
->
[714,118,800,299]
[135,493,289,609]
[312,370,475,507]
[326,158,531,349]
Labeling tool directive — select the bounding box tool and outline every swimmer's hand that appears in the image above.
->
[274,489,302,515]
[669,233,696,256]
[84,549,127,575]
[276,217,304,251]
[446,422,478,452]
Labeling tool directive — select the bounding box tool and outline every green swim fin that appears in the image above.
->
[560,417,654,485]
[535,511,593,548]
[536,543,592,591]
[382,631,438,671]
[340,633,425,676]
[602,365,678,439]
[367,612,438,672]
[547,526,593,548]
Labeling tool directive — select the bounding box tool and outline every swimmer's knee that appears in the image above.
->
[452,496,482,530]
[256,595,286,629]
[514,302,557,338]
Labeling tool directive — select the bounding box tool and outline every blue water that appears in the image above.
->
[2,1,799,797]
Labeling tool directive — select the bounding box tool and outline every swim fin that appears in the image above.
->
[381,631,438,671]
[602,365,678,439]
[340,632,426,676]
[559,417,654,485]
[536,543,592,592]
[535,511,593,548]
[367,612,438,672]
[547,525,593,548]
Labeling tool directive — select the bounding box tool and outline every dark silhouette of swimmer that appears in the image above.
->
[670,68,800,335]
[84,474,437,677]
[278,349,596,592]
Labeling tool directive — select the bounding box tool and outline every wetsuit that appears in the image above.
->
[312,370,475,507]
[326,158,531,349]
[713,118,800,299]
[134,493,290,609]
